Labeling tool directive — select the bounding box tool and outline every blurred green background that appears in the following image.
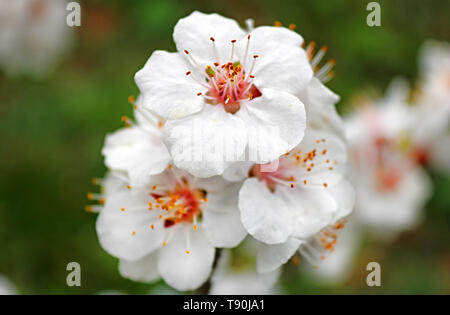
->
[0,0,449,294]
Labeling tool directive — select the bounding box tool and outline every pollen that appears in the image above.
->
[120,207,125,211]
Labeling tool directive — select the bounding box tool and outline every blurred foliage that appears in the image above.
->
[0,0,449,294]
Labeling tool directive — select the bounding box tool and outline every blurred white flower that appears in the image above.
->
[0,275,16,295]
[210,240,280,295]
[345,80,432,238]
[239,128,353,246]
[418,40,450,117]
[135,11,312,177]
[102,97,171,187]
[96,168,246,291]
[411,40,450,171]
[0,0,72,76]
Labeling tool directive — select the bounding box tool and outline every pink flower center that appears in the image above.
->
[184,35,262,114]
[204,60,262,113]
[250,137,334,191]
[149,177,207,231]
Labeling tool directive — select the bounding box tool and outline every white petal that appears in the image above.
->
[192,174,232,193]
[210,268,280,295]
[256,237,302,273]
[306,219,359,284]
[298,77,345,139]
[299,77,340,107]
[135,51,204,119]
[279,186,338,239]
[327,179,355,221]
[157,225,215,291]
[102,126,171,187]
[210,246,280,295]
[163,105,247,177]
[101,172,127,200]
[238,88,306,163]
[96,189,165,261]
[119,254,160,283]
[222,161,253,182]
[236,26,312,95]
[201,184,247,247]
[173,11,246,66]
[239,178,293,244]
[293,128,347,187]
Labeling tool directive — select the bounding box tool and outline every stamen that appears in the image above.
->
[311,46,327,67]
[84,205,102,212]
[315,59,335,79]
[210,37,219,61]
[242,34,251,71]
[186,70,210,89]
[306,42,316,60]
[185,228,191,254]
[230,40,236,61]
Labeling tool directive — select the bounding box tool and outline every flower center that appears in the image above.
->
[372,137,406,192]
[30,0,47,20]
[149,177,207,230]
[184,35,262,114]
[204,59,262,113]
[250,138,333,191]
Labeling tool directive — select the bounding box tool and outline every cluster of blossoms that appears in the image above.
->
[305,40,450,284]
[88,11,355,293]
[347,40,450,239]
[0,0,72,76]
